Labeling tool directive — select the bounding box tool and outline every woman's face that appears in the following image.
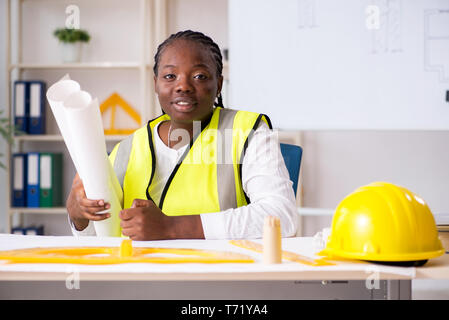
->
[154,39,223,124]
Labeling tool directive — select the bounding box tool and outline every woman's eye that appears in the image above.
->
[194,74,207,80]
[163,74,176,80]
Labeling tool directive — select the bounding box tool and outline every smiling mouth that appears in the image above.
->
[172,100,197,112]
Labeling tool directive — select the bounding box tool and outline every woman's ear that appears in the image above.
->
[154,75,158,95]
[217,75,224,96]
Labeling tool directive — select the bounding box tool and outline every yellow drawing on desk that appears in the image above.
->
[0,240,254,265]
[229,240,336,266]
[100,92,141,135]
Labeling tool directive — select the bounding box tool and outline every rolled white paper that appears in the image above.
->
[46,78,82,176]
[46,76,122,237]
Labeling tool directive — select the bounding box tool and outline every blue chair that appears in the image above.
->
[280,143,303,197]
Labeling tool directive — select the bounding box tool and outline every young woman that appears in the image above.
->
[67,30,298,240]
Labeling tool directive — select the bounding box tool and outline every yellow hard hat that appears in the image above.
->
[320,182,444,266]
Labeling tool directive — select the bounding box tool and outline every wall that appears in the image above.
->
[226,0,449,237]
[301,130,449,236]
[167,0,228,49]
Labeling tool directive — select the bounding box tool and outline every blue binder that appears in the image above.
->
[26,152,40,207]
[11,227,26,235]
[27,81,46,134]
[12,153,27,207]
[13,81,29,133]
[25,225,44,235]
[11,225,44,235]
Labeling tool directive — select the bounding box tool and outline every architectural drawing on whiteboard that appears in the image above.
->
[369,0,402,54]
[298,0,317,29]
[424,9,449,83]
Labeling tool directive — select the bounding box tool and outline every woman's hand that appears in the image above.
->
[119,199,205,241]
[119,199,172,240]
[66,173,111,231]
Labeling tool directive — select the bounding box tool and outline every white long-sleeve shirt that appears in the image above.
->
[69,120,299,239]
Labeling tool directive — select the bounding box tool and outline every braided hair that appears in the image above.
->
[153,30,224,108]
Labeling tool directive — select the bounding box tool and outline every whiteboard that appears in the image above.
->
[228,0,449,130]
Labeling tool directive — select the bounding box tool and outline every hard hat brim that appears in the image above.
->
[319,247,445,263]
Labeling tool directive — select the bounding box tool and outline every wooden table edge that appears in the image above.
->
[0,270,414,281]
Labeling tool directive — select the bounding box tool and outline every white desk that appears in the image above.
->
[0,234,447,299]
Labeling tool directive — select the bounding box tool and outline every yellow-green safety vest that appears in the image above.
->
[109,107,272,215]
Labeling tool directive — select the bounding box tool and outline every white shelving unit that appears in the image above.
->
[9,208,69,215]
[14,134,130,142]
[4,0,169,234]
[9,62,148,69]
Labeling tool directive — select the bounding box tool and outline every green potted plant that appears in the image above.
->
[0,110,24,170]
[53,28,91,63]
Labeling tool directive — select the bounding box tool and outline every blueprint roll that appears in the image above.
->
[46,76,122,237]
[46,77,82,176]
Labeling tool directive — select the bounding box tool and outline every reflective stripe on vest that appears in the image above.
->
[109,107,272,215]
[113,134,133,190]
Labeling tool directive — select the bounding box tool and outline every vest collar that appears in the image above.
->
[146,107,222,207]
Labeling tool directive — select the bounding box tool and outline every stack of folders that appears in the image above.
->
[12,225,44,235]
[12,152,63,208]
[14,80,46,134]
